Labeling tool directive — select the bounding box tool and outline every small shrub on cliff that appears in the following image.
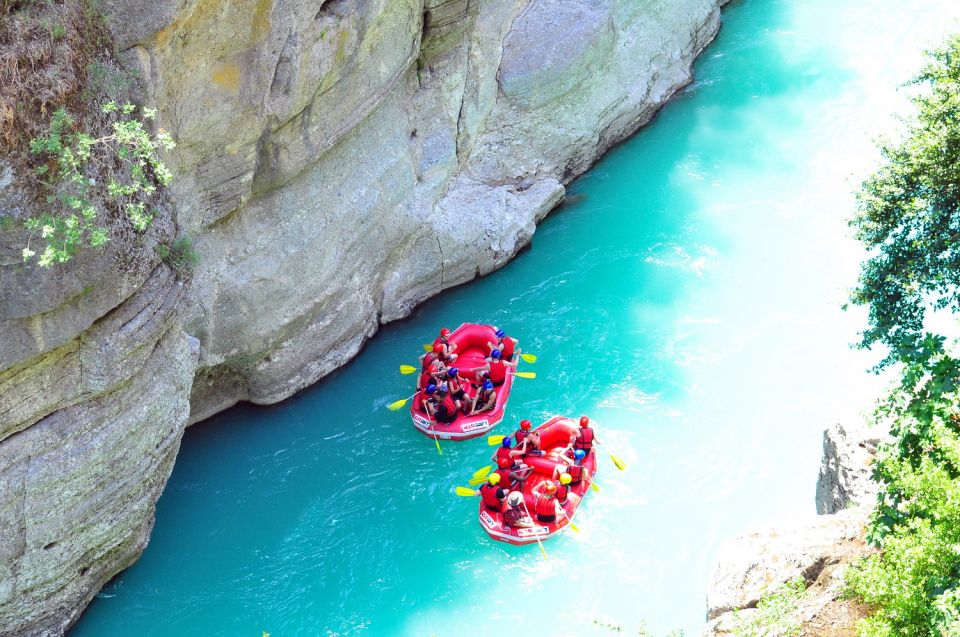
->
[156,235,198,274]
[22,102,174,266]
[732,578,805,637]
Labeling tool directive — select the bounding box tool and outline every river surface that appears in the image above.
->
[72,2,960,635]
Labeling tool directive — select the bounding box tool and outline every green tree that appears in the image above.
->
[848,33,960,368]
[845,31,960,637]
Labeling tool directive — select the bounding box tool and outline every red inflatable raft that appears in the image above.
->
[478,416,597,545]
[410,323,516,441]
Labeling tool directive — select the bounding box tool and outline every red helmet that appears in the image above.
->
[542,481,557,495]
[440,328,451,338]
[433,343,443,353]
[519,419,532,431]
[580,416,590,428]
[497,457,511,469]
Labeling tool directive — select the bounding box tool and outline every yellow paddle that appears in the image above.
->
[455,486,478,497]
[487,434,507,446]
[472,465,493,480]
[515,371,536,379]
[592,439,627,471]
[400,364,417,375]
[422,343,433,352]
[386,393,417,411]
[427,423,443,455]
[591,481,600,493]
[468,476,487,486]
[559,508,580,533]
[520,353,538,363]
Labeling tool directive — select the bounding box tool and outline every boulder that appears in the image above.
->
[705,508,868,621]
[816,420,890,514]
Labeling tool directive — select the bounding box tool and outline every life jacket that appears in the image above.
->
[514,430,527,445]
[488,360,507,384]
[421,396,438,414]
[419,370,433,389]
[523,433,541,453]
[556,484,569,505]
[500,337,515,359]
[535,494,555,519]
[495,447,512,465]
[433,337,454,361]
[568,464,583,483]
[574,427,594,452]
[480,484,502,511]
[476,388,493,406]
[437,394,457,422]
[422,352,437,371]
[503,506,522,526]
[448,377,464,394]
[495,468,512,487]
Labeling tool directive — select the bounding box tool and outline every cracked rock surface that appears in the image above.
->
[1,0,728,632]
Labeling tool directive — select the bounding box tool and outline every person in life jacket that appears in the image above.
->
[502,491,532,529]
[479,473,507,513]
[556,473,572,506]
[417,346,445,390]
[445,367,467,403]
[496,455,531,489]
[512,419,533,446]
[516,428,543,457]
[421,346,438,371]
[487,328,520,362]
[419,359,443,390]
[533,481,559,523]
[574,416,595,453]
[567,449,586,484]
[433,384,460,424]
[474,348,517,386]
[469,379,496,415]
[556,434,577,464]
[432,328,458,364]
[420,383,438,415]
[492,436,514,466]
[494,457,514,488]
[418,368,432,391]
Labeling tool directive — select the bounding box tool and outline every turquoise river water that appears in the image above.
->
[72,2,960,636]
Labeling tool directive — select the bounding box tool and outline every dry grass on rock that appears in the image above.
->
[0,0,130,153]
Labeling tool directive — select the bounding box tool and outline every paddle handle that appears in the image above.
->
[521,501,548,560]
[428,421,443,455]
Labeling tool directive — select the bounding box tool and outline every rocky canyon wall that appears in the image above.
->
[0,0,728,633]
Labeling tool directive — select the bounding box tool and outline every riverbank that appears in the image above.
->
[703,419,890,636]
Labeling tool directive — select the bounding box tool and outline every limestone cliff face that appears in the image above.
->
[0,0,727,633]
[116,0,728,421]
[0,170,195,635]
